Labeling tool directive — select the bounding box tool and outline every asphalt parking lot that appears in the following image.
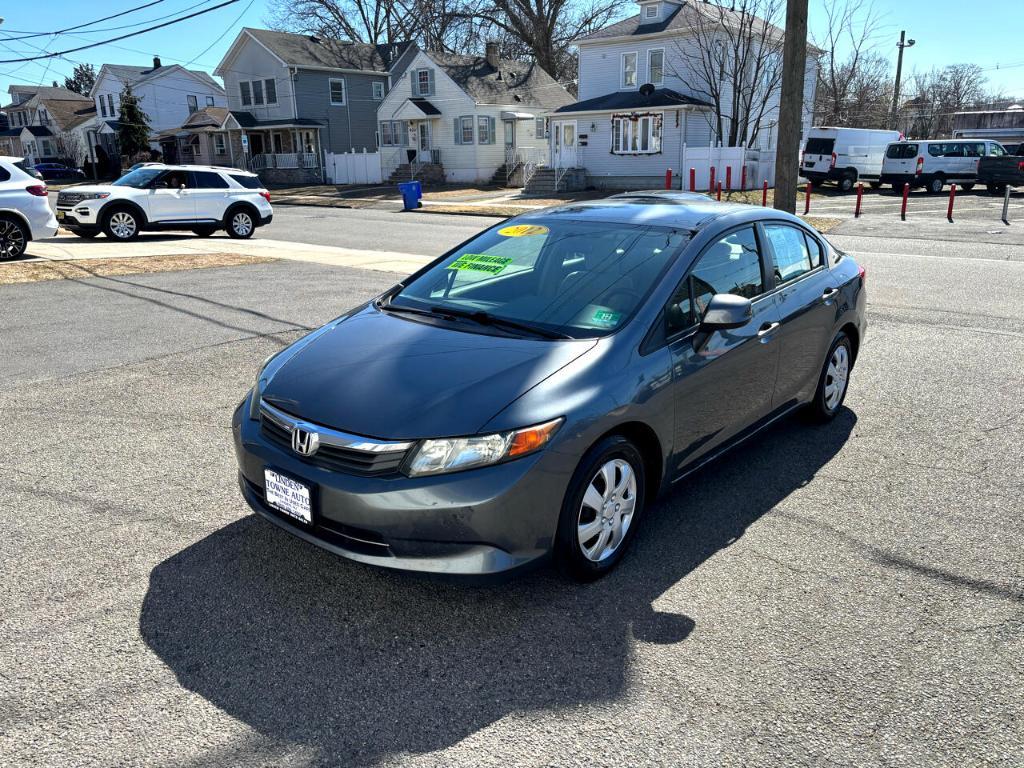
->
[803,182,1024,223]
[1,214,1022,766]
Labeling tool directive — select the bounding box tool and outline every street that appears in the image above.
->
[2,204,1022,767]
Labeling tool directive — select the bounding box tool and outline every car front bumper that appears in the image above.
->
[231,396,571,576]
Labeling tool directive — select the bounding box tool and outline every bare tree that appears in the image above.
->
[53,131,86,166]
[899,63,991,138]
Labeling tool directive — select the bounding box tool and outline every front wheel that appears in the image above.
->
[556,435,646,581]
[869,181,882,190]
[103,208,141,241]
[927,176,944,194]
[960,183,975,192]
[192,226,217,237]
[71,229,100,239]
[226,209,255,239]
[0,216,28,260]
[807,333,853,422]
[987,183,1007,196]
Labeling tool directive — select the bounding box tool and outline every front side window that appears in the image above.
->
[390,219,689,338]
[187,95,198,113]
[112,168,165,188]
[990,143,1006,157]
[329,78,346,105]
[622,52,638,88]
[611,113,663,154]
[648,49,664,85]
[764,224,815,284]
[372,81,384,100]
[240,81,252,106]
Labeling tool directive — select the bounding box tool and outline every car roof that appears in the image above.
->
[510,198,803,231]
[134,163,257,175]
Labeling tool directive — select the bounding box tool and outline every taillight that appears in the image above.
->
[915,156,923,176]
[830,152,837,169]
[1018,161,1024,172]
[799,149,804,165]
[259,191,271,203]
[26,184,48,196]
[858,264,866,284]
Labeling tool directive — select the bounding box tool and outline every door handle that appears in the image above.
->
[757,321,780,337]
[821,287,839,300]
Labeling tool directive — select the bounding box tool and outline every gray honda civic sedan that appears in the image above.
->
[232,198,866,580]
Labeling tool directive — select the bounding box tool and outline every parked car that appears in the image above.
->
[0,156,59,259]
[34,162,86,181]
[977,151,1024,195]
[55,164,272,240]
[801,127,902,192]
[1001,143,1023,156]
[880,139,1006,193]
[233,199,867,580]
[14,160,44,180]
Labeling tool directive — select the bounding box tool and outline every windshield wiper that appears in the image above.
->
[428,306,572,340]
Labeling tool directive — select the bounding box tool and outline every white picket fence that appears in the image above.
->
[326,149,383,185]
[678,145,776,190]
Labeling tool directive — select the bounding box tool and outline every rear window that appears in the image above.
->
[886,143,918,159]
[805,138,835,155]
[230,174,263,189]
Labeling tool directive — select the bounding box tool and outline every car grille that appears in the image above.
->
[259,400,413,478]
[57,191,85,206]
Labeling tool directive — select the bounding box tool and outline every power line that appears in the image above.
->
[0,1,168,42]
[0,0,241,63]
[184,0,256,67]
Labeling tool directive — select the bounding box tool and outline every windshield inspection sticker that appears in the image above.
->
[447,253,513,275]
[497,224,549,237]
[592,309,621,327]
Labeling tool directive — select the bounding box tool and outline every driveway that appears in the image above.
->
[1,233,1021,766]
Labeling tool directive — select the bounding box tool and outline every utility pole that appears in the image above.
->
[889,31,916,131]
[773,0,809,214]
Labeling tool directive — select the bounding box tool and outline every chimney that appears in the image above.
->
[485,41,500,70]
[153,56,162,69]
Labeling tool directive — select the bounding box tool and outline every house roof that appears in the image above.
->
[577,0,785,43]
[38,98,97,131]
[2,85,91,111]
[424,51,574,109]
[553,87,711,113]
[409,98,441,116]
[183,106,232,129]
[98,64,223,93]
[242,28,412,72]
[229,111,324,129]
[25,126,54,137]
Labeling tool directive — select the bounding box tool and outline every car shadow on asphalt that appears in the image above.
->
[139,408,856,765]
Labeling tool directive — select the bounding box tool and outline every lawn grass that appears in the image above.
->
[1,252,274,286]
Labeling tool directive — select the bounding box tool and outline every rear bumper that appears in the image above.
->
[880,173,923,187]
[259,212,273,227]
[802,167,842,182]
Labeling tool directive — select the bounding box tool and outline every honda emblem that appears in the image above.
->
[291,427,319,456]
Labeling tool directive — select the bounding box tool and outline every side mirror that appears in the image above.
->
[179,183,187,191]
[700,293,753,331]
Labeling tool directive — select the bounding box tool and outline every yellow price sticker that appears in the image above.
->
[497,224,549,237]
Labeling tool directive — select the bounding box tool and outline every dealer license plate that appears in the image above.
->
[264,468,312,525]
[56,211,65,220]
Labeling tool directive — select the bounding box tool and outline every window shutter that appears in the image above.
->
[427,69,435,96]
[488,117,496,144]
[453,117,461,145]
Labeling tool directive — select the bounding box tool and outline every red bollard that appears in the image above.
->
[741,165,747,191]
[947,183,956,222]
[725,166,732,192]
[855,183,864,218]
[762,180,768,207]
[716,181,722,201]
[689,167,696,192]
[665,168,673,190]
[901,182,910,220]
[803,182,811,214]
[709,166,716,193]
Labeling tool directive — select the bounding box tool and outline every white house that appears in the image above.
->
[0,85,95,164]
[376,43,574,185]
[90,58,227,150]
[540,0,817,190]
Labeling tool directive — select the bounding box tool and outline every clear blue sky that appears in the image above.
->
[1,0,1021,100]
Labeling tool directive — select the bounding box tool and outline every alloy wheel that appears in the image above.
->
[232,212,253,236]
[577,458,637,562]
[0,220,26,260]
[824,344,850,411]
[109,211,137,239]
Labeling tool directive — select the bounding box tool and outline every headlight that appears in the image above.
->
[83,193,110,200]
[247,353,278,420]
[404,418,563,477]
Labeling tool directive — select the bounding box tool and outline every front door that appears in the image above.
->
[417,122,431,162]
[146,169,196,222]
[248,133,265,156]
[552,120,577,167]
[666,225,781,473]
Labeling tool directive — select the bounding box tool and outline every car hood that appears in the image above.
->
[262,305,596,439]
[57,184,117,195]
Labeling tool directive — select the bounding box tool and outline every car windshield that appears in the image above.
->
[388,217,690,338]
[113,168,164,188]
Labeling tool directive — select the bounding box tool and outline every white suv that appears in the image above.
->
[55,164,273,241]
[0,156,59,260]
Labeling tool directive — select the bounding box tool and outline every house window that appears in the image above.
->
[214,134,226,155]
[535,116,548,138]
[329,78,346,105]
[460,116,474,144]
[187,95,198,114]
[621,52,638,89]
[478,116,493,144]
[611,113,663,154]
[98,97,106,117]
[206,96,215,106]
[372,81,384,100]
[251,80,265,105]
[264,78,277,105]
[414,68,433,96]
[644,3,659,18]
[240,81,252,106]
[107,94,115,116]
[380,120,402,146]
[648,49,664,85]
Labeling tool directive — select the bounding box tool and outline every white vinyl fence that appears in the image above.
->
[326,149,383,185]
[678,145,777,190]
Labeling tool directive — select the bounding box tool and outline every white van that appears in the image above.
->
[880,139,1008,193]
[801,127,902,192]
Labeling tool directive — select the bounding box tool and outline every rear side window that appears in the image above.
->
[229,174,263,189]
[764,224,815,284]
[886,143,917,159]
[804,138,835,155]
[190,171,229,188]
[0,166,10,182]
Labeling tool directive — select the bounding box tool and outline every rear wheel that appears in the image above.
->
[226,209,256,239]
[71,229,100,239]
[869,181,882,190]
[192,226,217,237]
[960,183,975,192]
[807,333,853,422]
[556,435,646,581]
[0,216,28,260]
[103,208,141,241]
[838,172,856,193]
[987,183,1007,196]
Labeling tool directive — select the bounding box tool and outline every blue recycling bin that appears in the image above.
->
[398,180,422,211]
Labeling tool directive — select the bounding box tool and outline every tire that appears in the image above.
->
[927,175,944,194]
[869,181,882,190]
[103,207,141,241]
[987,183,1007,196]
[226,208,256,239]
[71,229,100,239]
[555,435,647,581]
[0,216,28,260]
[192,226,217,237]
[807,333,853,423]
[838,172,856,193]
[960,183,975,192]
